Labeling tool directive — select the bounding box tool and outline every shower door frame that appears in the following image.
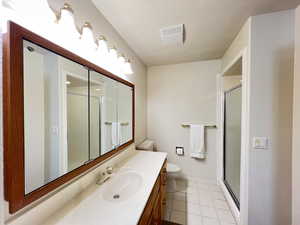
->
[216,47,250,225]
[223,84,242,210]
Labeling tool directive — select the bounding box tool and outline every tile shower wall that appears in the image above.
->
[165,178,236,225]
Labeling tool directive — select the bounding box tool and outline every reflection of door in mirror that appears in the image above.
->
[23,40,90,194]
[89,78,103,160]
[90,71,118,154]
[60,60,91,175]
[117,83,133,146]
[65,73,89,171]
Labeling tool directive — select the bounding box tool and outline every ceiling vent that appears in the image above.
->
[160,24,184,45]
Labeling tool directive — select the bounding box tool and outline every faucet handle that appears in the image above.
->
[106,166,113,174]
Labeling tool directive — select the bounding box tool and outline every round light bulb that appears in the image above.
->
[123,59,133,75]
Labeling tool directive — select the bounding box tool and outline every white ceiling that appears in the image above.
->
[92,0,300,66]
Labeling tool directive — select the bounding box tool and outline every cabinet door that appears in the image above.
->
[147,213,154,225]
[160,161,167,220]
[153,195,161,225]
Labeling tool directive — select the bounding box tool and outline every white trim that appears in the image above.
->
[219,180,240,224]
[216,73,224,182]
[221,48,245,76]
[216,47,250,225]
[58,69,69,174]
[239,48,250,225]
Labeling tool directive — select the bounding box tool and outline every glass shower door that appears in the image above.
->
[224,85,242,208]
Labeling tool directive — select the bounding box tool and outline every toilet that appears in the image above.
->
[136,139,181,192]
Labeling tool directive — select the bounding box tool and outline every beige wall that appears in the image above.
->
[147,60,221,180]
[293,5,300,225]
[222,19,250,72]
[48,0,147,145]
[222,76,242,92]
[248,10,294,225]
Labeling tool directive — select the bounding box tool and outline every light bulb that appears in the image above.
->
[57,3,80,53]
[108,47,118,59]
[97,36,108,54]
[80,22,97,49]
[96,36,109,69]
[117,54,126,75]
[123,59,133,75]
[107,47,119,73]
[79,22,97,61]
[58,4,77,33]
[118,54,126,64]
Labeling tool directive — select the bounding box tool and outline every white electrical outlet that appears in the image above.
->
[253,137,268,149]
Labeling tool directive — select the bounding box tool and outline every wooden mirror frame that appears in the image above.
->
[3,21,135,213]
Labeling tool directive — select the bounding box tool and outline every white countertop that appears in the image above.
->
[44,151,167,225]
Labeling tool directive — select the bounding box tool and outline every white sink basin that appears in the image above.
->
[102,171,143,202]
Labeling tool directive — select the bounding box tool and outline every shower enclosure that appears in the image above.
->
[223,85,242,208]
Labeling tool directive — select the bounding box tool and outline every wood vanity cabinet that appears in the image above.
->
[138,160,167,225]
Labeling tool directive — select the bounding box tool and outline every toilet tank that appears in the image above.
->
[136,139,155,151]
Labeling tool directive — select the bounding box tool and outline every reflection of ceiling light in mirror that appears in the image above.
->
[123,59,133,75]
[66,81,71,85]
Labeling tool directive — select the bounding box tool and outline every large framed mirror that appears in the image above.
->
[3,21,134,213]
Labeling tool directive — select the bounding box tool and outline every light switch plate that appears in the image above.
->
[176,147,184,156]
[253,137,268,149]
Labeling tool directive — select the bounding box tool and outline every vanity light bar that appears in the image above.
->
[55,3,133,74]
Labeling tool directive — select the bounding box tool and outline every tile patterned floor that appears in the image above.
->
[164,179,237,225]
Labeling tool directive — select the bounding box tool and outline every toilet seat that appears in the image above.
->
[166,163,180,173]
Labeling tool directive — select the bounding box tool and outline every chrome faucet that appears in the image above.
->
[96,166,114,185]
[106,166,113,174]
